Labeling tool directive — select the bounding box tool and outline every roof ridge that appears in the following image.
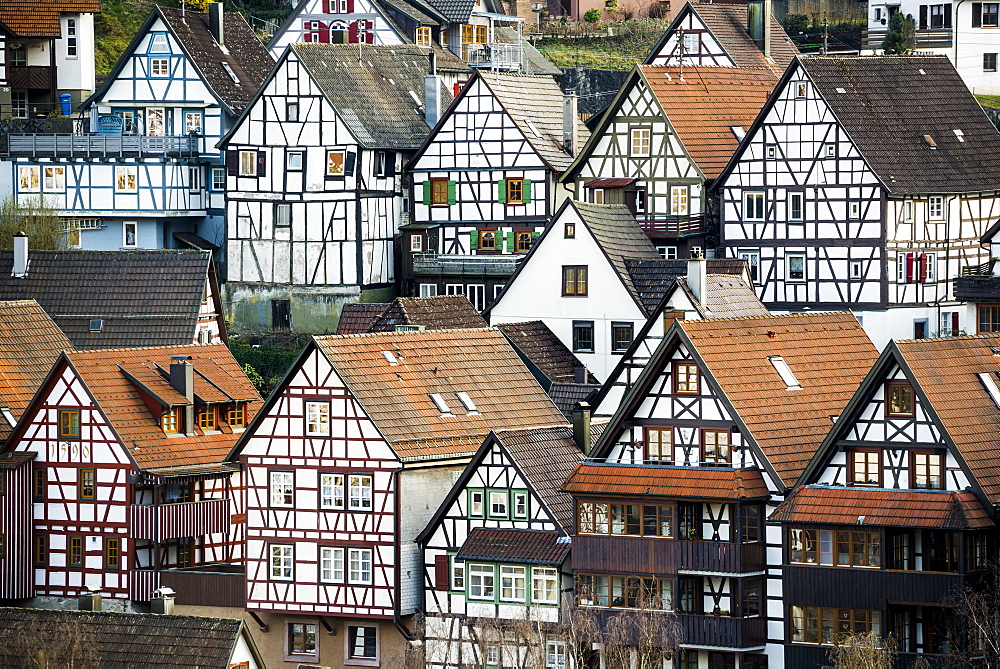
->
[68,342,224,357]
[681,310,855,325]
[320,327,496,341]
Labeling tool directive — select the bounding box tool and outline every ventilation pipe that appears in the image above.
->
[687,248,707,303]
[572,401,592,456]
[747,0,772,58]
[151,587,176,615]
[79,585,103,612]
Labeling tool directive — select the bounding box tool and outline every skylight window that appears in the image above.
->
[978,372,1000,409]
[730,126,746,141]
[769,356,802,390]
[429,393,452,414]
[455,391,478,413]
[220,62,240,84]
[954,129,965,143]
[382,350,398,365]
[408,90,421,107]
[525,120,542,138]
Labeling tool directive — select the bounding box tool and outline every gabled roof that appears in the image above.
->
[645,1,798,71]
[796,56,1000,194]
[0,250,218,350]
[313,329,567,461]
[679,275,770,320]
[0,300,73,442]
[498,425,583,531]
[336,303,390,335]
[640,65,778,179]
[376,0,444,25]
[368,295,487,331]
[478,72,591,173]
[548,382,602,420]
[456,528,571,565]
[11,344,261,472]
[771,486,994,530]
[0,1,98,38]
[625,258,748,315]
[290,43,467,150]
[496,320,596,385]
[0,608,262,668]
[563,463,770,500]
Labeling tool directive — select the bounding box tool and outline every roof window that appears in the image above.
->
[954,129,965,142]
[978,372,1000,409]
[730,126,746,141]
[382,350,398,365]
[220,62,240,84]
[769,356,802,390]
[455,391,478,413]
[923,134,937,149]
[429,393,452,415]
[89,319,103,332]
[525,120,542,139]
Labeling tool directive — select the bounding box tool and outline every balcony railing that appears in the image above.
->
[862,28,953,50]
[574,535,766,574]
[677,614,767,649]
[8,65,51,90]
[130,498,230,542]
[160,565,246,608]
[412,252,524,277]
[130,569,160,602]
[466,42,524,71]
[5,133,199,158]
[639,215,705,237]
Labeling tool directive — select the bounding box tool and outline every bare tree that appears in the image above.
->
[601,607,683,669]
[472,608,547,669]
[3,613,101,668]
[952,561,1000,668]
[558,596,600,669]
[826,632,897,669]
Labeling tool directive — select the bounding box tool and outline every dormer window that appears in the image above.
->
[885,382,914,417]
[227,403,246,428]
[197,405,216,430]
[161,407,180,433]
[149,33,169,53]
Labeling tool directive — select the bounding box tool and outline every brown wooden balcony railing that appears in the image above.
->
[160,565,246,608]
[639,215,705,237]
[574,535,766,574]
[676,613,767,649]
[129,498,230,542]
[8,66,51,90]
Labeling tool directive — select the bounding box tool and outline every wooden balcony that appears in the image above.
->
[160,565,246,608]
[574,535,766,574]
[639,215,705,238]
[862,28,953,50]
[5,134,199,158]
[676,613,767,649]
[412,252,524,277]
[466,42,524,71]
[783,565,969,610]
[129,498,230,543]
[8,66,51,90]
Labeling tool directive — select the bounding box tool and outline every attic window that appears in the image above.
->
[382,350,398,365]
[978,372,1000,409]
[455,391,478,413]
[954,129,965,142]
[768,356,802,390]
[89,319,103,332]
[429,393,452,414]
[730,126,746,141]
[835,87,847,94]
[220,62,240,84]
[919,68,927,75]
[408,90,422,107]
[525,120,542,139]
[923,134,937,149]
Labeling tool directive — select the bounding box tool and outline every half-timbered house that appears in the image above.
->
[771,333,1000,666]
[403,71,590,305]
[564,311,878,669]
[643,0,798,71]
[417,426,583,669]
[221,43,468,333]
[0,3,272,251]
[562,65,778,256]
[229,328,566,668]
[0,343,260,606]
[716,55,1000,347]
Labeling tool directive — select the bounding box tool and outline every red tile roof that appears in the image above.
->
[771,486,994,530]
[456,528,571,565]
[584,178,637,188]
[685,2,799,72]
[563,463,770,500]
[0,1,99,38]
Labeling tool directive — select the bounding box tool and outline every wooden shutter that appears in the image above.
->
[973,3,982,26]
[226,150,238,176]
[365,21,375,43]
[505,231,515,252]
[905,252,914,283]
[523,179,532,202]
[322,0,330,12]
[349,20,358,43]
[531,231,539,244]
[384,152,396,177]
[347,0,355,12]
[496,179,506,203]
[919,5,928,28]
[944,4,952,27]
[447,180,456,205]
[952,312,960,333]
[344,151,357,176]
[256,152,267,177]
[434,554,450,591]
[919,253,928,283]
[469,230,478,250]
[422,180,432,205]
[319,21,330,43]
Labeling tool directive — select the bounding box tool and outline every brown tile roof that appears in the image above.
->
[641,65,778,179]
[0,300,73,442]
[64,344,261,471]
[496,320,596,385]
[0,452,34,470]
[336,303,389,335]
[679,312,878,488]
[896,334,1000,504]
[771,486,995,530]
[368,295,487,332]
[563,463,770,500]
[687,275,770,319]
[0,1,100,38]
[456,528,571,565]
[548,382,602,421]
[497,425,583,531]
[626,258,749,315]
[315,329,567,461]
[0,607,256,668]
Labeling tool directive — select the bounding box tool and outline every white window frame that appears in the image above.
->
[489,490,507,518]
[348,548,373,584]
[849,201,861,219]
[211,167,226,191]
[320,473,345,510]
[904,200,914,221]
[410,234,423,252]
[188,166,200,192]
[419,283,437,297]
[499,565,527,602]
[123,221,138,248]
[115,166,138,193]
[66,18,78,57]
[786,254,806,283]
[184,111,202,134]
[286,102,299,123]
[286,151,303,171]
[43,166,65,193]
[738,248,761,285]
[546,640,567,669]
[305,401,330,436]
[149,32,170,53]
[451,556,465,590]
[513,491,528,519]
[532,567,559,605]
[270,543,294,580]
[276,203,292,228]
[924,252,937,282]
[629,127,651,157]
[744,192,765,221]
[270,471,294,507]
[18,166,40,192]
[670,185,689,216]
[794,81,808,99]
[928,195,944,220]
[788,191,804,221]
[765,144,778,160]
[320,546,345,582]
[327,150,346,176]
[239,150,258,177]
[348,474,373,510]
[468,563,495,600]
[469,490,484,517]
[850,259,863,280]
[823,143,836,158]
[485,646,500,666]
[149,57,170,77]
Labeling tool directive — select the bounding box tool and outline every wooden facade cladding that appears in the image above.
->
[129,498,230,542]
[783,565,968,610]
[0,457,34,599]
[159,567,246,607]
[573,534,765,574]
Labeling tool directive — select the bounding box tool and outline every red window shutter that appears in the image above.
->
[347,0,355,12]
[918,253,928,283]
[226,150,238,176]
[904,252,914,283]
[349,20,359,43]
[434,554,449,591]
[257,152,267,177]
[952,312,960,333]
[366,21,374,43]
[322,0,330,12]
[319,21,330,43]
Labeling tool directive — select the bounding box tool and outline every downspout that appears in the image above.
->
[393,464,417,641]
[954,0,966,77]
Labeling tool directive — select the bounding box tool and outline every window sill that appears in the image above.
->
[284,654,319,663]
[345,657,379,667]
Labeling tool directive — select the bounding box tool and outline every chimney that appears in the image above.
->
[11,233,27,278]
[424,53,442,129]
[687,248,707,303]
[662,309,685,333]
[151,587,176,615]
[563,90,579,157]
[747,0,772,58]
[209,2,224,46]
[169,356,196,436]
[79,586,103,612]
[572,401,592,456]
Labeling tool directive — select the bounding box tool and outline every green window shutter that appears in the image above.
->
[497,179,506,203]
[470,230,478,251]
[523,179,532,202]
[447,180,457,205]
[531,231,539,243]
[505,231,515,253]
[422,180,431,205]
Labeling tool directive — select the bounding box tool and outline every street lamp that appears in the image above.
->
[531,2,545,33]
